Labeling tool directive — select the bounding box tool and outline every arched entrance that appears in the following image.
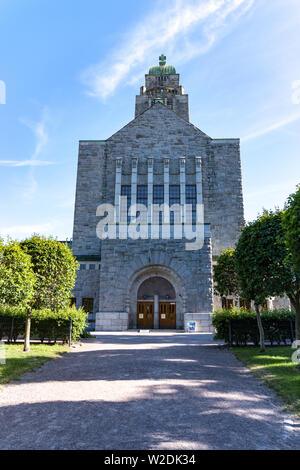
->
[137,276,177,329]
[127,265,186,330]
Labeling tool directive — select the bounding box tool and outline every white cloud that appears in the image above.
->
[0,217,73,241]
[291,80,300,105]
[246,180,299,200]
[0,160,54,167]
[19,110,50,200]
[244,179,299,222]
[21,114,49,159]
[81,0,254,99]
[0,222,55,240]
[241,112,300,142]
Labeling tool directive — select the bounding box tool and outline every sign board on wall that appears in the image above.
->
[188,321,196,332]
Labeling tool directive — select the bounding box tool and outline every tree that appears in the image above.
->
[0,241,35,337]
[235,210,294,352]
[214,248,240,299]
[21,235,79,351]
[282,185,300,339]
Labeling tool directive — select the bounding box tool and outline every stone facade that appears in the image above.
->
[72,57,244,331]
[135,73,189,121]
[97,238,213,330]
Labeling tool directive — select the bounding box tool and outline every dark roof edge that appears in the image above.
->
[75,255,101,262]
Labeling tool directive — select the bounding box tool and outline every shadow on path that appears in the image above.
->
[0,333,299,450]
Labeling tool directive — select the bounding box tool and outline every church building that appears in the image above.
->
[72,55,244,331]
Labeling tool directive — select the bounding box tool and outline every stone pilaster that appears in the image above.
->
[163,158,170,239]
[180,158,186,231]
[114,158,122,225]
[130,157,138,219]
[196,156,204,227]
[154,294,159,329]
[147,158,153,236]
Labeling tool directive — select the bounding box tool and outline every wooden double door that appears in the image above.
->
[137,302,176,329]
[159,302,176,329]
[137,302,154,329]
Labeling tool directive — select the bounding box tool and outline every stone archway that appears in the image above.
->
[137,277,176,301]
[127,265,186,329]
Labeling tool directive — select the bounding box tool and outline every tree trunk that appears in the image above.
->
[255,302,265,352]
[23,310,31,352]
[295,304,300,342]
[288,294,300,341]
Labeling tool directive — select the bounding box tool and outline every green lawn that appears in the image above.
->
[232,347,300,415]
[0,343,69,388]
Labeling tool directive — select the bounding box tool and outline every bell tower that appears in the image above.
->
[135,54,189,121]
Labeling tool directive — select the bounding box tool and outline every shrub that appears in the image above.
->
[20,236,79,311]
[212,308,295,346]
[80,329,93,339]
[0,305,27,343]
[0,306,87,343]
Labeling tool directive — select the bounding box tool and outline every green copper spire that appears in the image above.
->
[159,54,166,66]
[149,55,176,75]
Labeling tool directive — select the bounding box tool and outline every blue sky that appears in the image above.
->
[0,0,299,240]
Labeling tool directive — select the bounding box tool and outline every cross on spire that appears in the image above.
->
[159,54,166,66]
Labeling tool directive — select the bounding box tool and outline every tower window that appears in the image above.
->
[153,185,164,204]
[186,185,197,225]
[137,185,148,207]
[169,185,180,203]
[153,185,164,226]
[170,185,180,237]
[121,185,131,223]
[136,185,148,220]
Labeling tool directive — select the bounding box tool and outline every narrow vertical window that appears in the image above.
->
[136,184,148,221]
[121,185,131,224]
[137,185,148,207]
[186,185,197,226]
[169,185,180,238]
[153,185,164,226]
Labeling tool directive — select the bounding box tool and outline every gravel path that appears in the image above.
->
[0,332,299,450]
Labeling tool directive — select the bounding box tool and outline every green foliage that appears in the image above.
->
[232,347,300,415]
[235,210,293,304]
[0,343,68,387]
[0,306,87,342]
[0,241,35,308]
[21,235,79,311]
[212,308,295,346]
[0,305,27,343]
[80,329,93,339]
[32,307,88,342]
[214,248,240,297]
[282,185,300,273]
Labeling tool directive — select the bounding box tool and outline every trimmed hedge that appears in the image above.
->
[212,308,295,346]
[0,305,87,343]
